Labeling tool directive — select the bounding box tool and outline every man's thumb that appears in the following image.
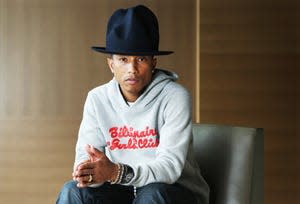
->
[85,144,103,160]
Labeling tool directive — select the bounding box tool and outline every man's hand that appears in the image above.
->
[72,145,118,188]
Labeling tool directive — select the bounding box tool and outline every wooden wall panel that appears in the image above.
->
[297,36,300,200]
[0,0,197,203]
[200,0,299,203]
[0,120,78,203]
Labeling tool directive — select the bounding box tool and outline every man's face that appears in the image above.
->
[107,55,157,102]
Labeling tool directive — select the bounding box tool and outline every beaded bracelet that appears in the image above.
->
[110,163,122,184]
[116,164,124,184]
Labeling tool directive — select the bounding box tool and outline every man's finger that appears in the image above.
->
[75,169,93,177]
[85,144,105,159]
[74,159,91,171]
[90,145,104,157]
[77,161,94,170]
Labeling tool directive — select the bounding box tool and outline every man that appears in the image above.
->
[56,5,209,204]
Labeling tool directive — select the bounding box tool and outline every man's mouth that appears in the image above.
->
[125,78,139,85]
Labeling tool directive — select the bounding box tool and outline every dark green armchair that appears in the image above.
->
[192,124,264,204]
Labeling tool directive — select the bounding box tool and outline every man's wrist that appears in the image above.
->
[109,163,134,184]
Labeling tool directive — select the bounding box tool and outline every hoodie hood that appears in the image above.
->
[109,68,178,109]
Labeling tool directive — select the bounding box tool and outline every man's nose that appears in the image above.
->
[127,60,138,73]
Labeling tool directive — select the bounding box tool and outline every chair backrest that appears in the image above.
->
[192,124,263,204]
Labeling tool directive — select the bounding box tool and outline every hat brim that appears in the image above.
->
[91,46,173,56]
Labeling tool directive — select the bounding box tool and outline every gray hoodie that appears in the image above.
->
[75,69,209,204]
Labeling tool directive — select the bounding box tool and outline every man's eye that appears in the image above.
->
[119,58,127,62]
[138,57,146,62]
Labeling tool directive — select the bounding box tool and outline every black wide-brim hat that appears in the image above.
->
[92,5,173,56]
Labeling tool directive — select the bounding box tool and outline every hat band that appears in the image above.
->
[106,37,158,53]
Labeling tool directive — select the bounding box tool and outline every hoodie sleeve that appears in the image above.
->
[127,85,192,186]
[74,92,106,169]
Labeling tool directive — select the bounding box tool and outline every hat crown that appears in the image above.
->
[106,5,159,53]
[92,5,173,55]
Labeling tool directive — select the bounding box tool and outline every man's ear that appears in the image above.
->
[152,57,157,68]
[107,57,114,73]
